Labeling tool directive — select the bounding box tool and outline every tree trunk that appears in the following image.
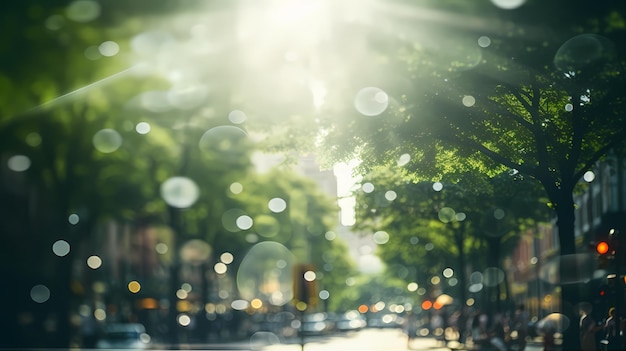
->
[455,223,469,343]
[485,238,502,316]
[554,186,581,351]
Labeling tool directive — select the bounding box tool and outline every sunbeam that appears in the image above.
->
[23,65,142,115]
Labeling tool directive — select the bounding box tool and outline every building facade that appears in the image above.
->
[506,151,626,321]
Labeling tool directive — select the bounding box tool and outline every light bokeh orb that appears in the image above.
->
[384,190,397,201]
[354,87,389,116]
[68,214,80,225]
[7,155,31,172]
[93,129,122,153]
[99,41,119,57]
[199,126,248,162]
[268,198,287,213]
[236,215,254,230]
[362,182,375,193]
[438,207,456,223]
[66,0,101,23]
[483,267,505,287]
[87,255,102,269]
[160,176,200,208]
[462,95,476,107]
[25,132,41,147]
[490,0,526,10]
[397,153,411,166]
[478,36,491,48]
[554,34,614,73]
[229,110,247,124]
[236,241,295,305]
[30,284,51,303]
[250,331,280,350]
[52,240,71,257]
[222,208,246,232]
[135,122,151,134]
[373,231,390,244]
[255,215,280,238]
[180,239,212,264]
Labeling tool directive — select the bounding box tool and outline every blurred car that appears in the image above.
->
[302,312,332,335]
[368,313,404,329]
[336,310,367,332]
[95,323,152,349]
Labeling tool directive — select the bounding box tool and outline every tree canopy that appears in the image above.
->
[311,2,625,349]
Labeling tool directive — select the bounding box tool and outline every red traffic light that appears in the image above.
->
[596,241,610,255]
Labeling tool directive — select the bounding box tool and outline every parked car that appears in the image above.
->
[302,312,332,335]
[95,323,152,349]
[368,313,404,329]
[336,310,366,332]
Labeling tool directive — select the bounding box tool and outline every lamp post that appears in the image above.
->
[608,229,623,349]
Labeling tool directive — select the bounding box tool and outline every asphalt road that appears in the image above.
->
[141,328,547,351]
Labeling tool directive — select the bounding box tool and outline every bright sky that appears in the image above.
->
[333,161,361,226]
[251,153,359,226]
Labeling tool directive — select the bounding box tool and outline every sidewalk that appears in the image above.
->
[443,337,553,351]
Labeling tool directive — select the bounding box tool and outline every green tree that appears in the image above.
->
[0,1,237,347]
[0,97,176,348]
[315,2,625,348]
[316,238,360,312]
[352,274,409,311]
[234,167,358,311]
[353,167,548,313]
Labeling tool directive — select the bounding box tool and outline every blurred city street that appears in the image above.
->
[2,1,625,350]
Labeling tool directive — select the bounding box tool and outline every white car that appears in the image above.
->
[95,323,152,349]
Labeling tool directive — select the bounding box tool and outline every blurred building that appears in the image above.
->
[506,151,626,320]
[505,222,558,319]
[295,154,337,198]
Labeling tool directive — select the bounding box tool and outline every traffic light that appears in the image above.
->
[596,241,610,255]
[593,229,620,269]
[596,240,611,268]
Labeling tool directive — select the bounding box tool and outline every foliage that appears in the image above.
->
[352,273,410,309]
[351,165,550,309]
[1,0,349,347]
[317,0,625,237]
[316,238,360,312]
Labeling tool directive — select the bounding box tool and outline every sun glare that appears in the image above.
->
[268,0,327,27]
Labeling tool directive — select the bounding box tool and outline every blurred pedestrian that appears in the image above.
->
[488,313,507,351]
[80,311,99,348]
[580,304,601,351]
[404,311,417,348]
[543,321,556,351]
[471,312,489,349]
[513,304,530,351]
[603,307,622,350]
